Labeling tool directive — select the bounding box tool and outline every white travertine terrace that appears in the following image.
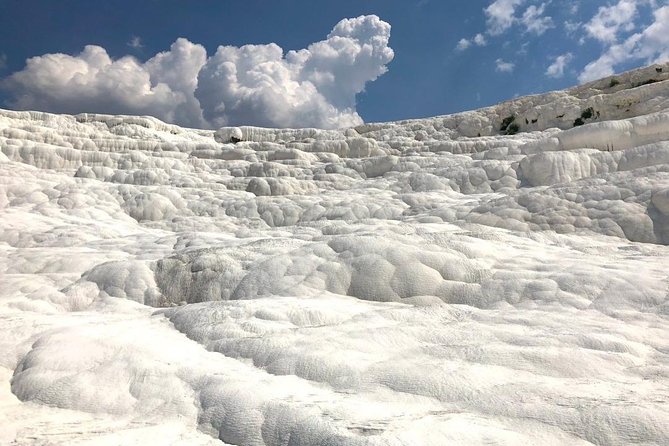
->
[2,63,669,445]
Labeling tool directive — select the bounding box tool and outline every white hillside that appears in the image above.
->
[2,63,669,445]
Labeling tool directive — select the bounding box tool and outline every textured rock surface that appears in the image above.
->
[2,63,669,445]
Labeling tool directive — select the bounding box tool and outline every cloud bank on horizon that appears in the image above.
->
[1,3,668,129]
[0,15,393,130]
[457,0,669,83]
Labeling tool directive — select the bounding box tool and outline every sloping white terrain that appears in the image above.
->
[2,63,669,445]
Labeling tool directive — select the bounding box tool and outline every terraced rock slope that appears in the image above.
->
[2,63,669,445]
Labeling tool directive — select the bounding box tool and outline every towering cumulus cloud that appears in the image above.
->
[197,15,393,128]
[1,39,208,128]
[0,15,393,129]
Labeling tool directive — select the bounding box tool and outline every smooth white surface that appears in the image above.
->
[2,63,669,445]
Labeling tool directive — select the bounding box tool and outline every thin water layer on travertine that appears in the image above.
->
[2,64,669,445]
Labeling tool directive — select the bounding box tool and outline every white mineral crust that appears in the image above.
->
[2,63,669,445]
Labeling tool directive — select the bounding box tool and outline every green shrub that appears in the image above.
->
[581,107,594,120]
[573,118,585,127]
[637,78,659,87]
[500,115,515,131]
[500,115,516,133]
[506,123,520,135]
[609,78,620,88]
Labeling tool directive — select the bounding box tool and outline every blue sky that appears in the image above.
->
[0,0,668,128]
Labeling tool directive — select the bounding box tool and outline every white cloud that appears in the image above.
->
[128,36,143,50]
[456,38,472,51]
[564,20,582,35]
[0,15,393,130]
[495,58,515,72]
[639,4,669,62]
[196,15,393,129]
[1,40,207,128]
[6,39,208,128]
[546,52,573,78]
[485,0,525,35]
[579,37,639,82]
[146,38,208,128]
[456,33,486,52]
[518,41,530,55]
[584,0,638,43]
[579,5,669,83]
[474,33,488,46]
[521,3,554,35]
